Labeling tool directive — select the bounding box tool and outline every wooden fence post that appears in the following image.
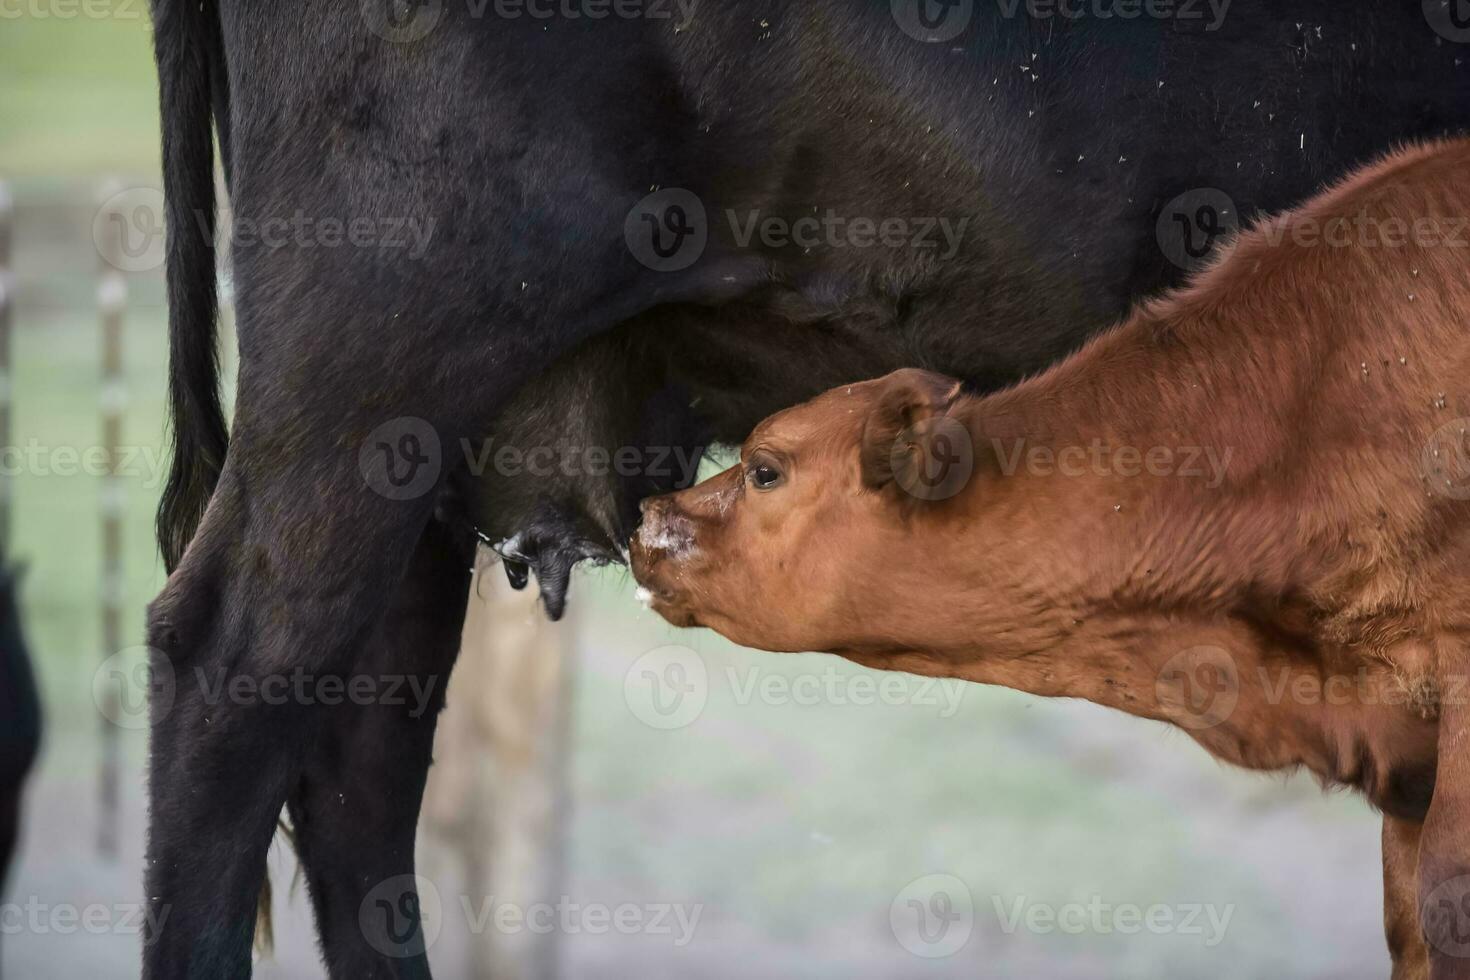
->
[422,562,577,979]
[0,181,12,555]
[96,180,128,859]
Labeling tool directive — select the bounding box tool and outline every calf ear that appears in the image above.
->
[860,369,967,498]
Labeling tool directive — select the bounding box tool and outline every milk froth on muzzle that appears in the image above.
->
[634,497,698,561]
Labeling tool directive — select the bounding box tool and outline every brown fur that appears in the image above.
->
[631,139,1470,977]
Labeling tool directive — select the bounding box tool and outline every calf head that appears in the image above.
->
[630,368,974,652]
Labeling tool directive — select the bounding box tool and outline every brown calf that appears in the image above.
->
[630,139,1470,977]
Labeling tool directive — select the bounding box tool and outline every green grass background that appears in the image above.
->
[2,6,169,715]
[0,8,160,179]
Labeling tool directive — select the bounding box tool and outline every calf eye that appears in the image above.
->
[750,463,783,490]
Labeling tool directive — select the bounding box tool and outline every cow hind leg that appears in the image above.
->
[283,515,473,979]
[0,791,18,891]
[142,439,452,979]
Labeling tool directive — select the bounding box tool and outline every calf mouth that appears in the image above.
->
[628,537,681,605]
[629,567,702,628]
[633,583,701,628]
[629,510,704,626]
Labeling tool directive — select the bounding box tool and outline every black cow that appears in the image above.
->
[144,2,1470,976]
[0,560,39,907]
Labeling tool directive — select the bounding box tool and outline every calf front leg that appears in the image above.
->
[1418,649,1470,979]
[1387,815,1430,980]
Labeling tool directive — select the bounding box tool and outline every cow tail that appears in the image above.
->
[151,0,229,573]
[153,0,284,952]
